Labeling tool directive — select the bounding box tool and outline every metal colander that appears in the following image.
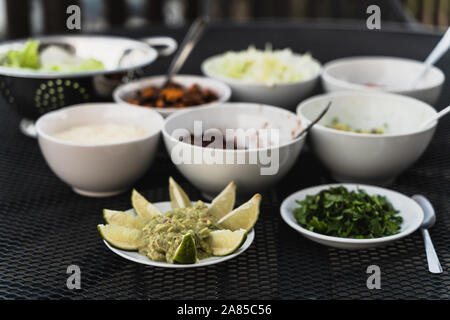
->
[0,34,177,135]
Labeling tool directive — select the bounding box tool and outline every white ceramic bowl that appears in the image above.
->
[201,54,322,110]
[280,184,424,250]
[297,91,437,184]
[322,56,445,105]
[36,103,164,197]
[162,103,306,197]
[113,74,232,117]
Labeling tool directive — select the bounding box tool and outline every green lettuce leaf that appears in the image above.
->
[1,39,105,73]
[1,39,40,69]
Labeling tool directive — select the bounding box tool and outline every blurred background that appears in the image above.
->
[0,0,448,39]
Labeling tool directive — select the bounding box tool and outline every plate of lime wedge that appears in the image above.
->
[98,178,259,268]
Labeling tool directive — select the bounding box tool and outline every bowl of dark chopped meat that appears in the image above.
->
[162,103,306,197]
[114,74,231,117]
[181,132,247,150]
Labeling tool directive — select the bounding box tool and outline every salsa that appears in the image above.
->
[138,201,220,263]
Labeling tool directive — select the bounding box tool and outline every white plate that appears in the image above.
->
[280,184,423,249]
[102,201,255,268]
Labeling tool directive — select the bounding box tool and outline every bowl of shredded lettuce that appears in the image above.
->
[201,46,322,109]
[0,35,165,127]
[0,39,105,73]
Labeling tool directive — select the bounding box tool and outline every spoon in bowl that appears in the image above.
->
[412,195,443,274]
[420,105,450,129]
[295,101,332,138]
[162,16,210,88]
[410,27,450,89]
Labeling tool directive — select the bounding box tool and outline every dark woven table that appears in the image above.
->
[0,22,449,300]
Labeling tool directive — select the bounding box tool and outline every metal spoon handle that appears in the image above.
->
[296,101,331,138]
[163,16,209,87]
[421,105,450,129]
[424,27,450,66]
[421,228,443,274]
[410,27,450,88]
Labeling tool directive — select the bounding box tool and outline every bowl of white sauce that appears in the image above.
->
[35,103,164,197]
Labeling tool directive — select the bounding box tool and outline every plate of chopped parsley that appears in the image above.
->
[280,184,424,249]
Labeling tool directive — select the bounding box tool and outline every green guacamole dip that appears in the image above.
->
[138,201,219,263]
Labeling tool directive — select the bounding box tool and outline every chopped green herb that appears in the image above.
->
[293,186,402,239]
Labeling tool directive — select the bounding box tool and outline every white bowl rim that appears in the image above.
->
[296,90,438,138]
[113,74,232,115]
[35,102,164,147]
[162,102,306,153]
[322,56,445,93]
[201,53,323,87]
[280,183,424,245]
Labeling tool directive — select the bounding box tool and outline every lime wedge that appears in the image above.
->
[169,177,192,209]
[98,224,143,250]
[131,189,161,219]
[173,233,197,264]
[209,229,247,256]
[103,209,148,230]
[208,181,236,221]
[217,194,261,231]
